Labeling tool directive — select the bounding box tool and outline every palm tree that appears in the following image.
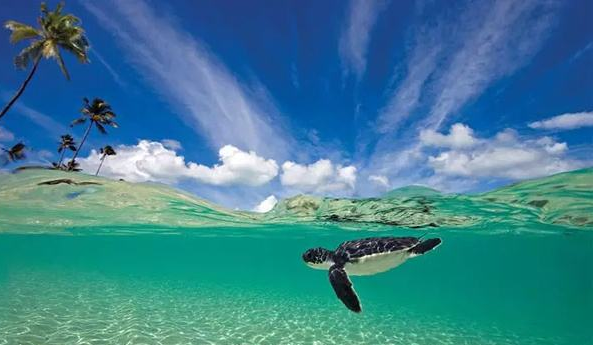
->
[65,159,81,172]
[1,2,90,121]
[95,145,116,176]
[1,142,26,165]
[54,134,76,169]
[69,97,117,170]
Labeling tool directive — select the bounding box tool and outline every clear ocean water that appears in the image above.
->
[0,169,592,344]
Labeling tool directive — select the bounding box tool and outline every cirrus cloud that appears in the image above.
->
[0,127,14,142]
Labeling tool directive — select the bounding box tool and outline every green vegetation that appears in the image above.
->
[1,142,26,166]
[95,145,116,176]
[52,134,77,170]
[69,97,118,171]
[1,2,89,121]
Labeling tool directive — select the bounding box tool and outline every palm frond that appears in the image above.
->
[71,117,87,127]
[4,21,41,43]
[8,1,89,79]
[53,49,70,80]
[95,122,107,134]
[40,2,49,16]
[14,40,43,69]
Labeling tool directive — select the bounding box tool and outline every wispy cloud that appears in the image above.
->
[0,91,67,137]
[363,0,560,192]
[82,0,291,159]
[529,111,593,130]
[13,103,67,136]
[423,0,558,131]
[377,0,558,133]
[90,49,127,88]
[339,0,387,79]
[0,126,14,142]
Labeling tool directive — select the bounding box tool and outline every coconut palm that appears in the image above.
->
[95,145,116,176]
[54,134,76,169]
[69,97,118,170]
[1,142,26,165]
[65,159,81,172]
[1,2,90,121]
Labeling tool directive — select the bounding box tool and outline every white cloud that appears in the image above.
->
[37,150,54,160]
[421,0,558,131]
[187,145,278,186]
[339,0,387,78]
[425,126,583,180]
[83,0,291,159]
[161,139,182,151]
[365,0,559,191]
[90,49,127,88]
[13,103,67,137]
[375,0,557,136]
[368,175,390,188]
[79,140,278,186]
[419,123,477,149]
[529,111,593,130]
[253,195,277,213]
[280,159,357,193]
[0,127,14,142]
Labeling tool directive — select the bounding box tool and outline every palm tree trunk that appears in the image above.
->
[0,55,41,121]
[95,154,106,176]
[69,121,93,170]
[57,149,66,168]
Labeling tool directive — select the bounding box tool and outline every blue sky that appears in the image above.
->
[0,0,593,210]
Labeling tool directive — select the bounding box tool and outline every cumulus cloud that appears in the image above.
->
[187,145,278,186]
[419,123,478,148]
[368,175,390,188]
[424,125,583,180]
[280,159,357,193]
[0,127,14,142]
[253,195,278,213]
[79,140,278,186]
[528,111,593,130]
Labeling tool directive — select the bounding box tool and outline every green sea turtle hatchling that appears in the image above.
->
[302,236,442,313]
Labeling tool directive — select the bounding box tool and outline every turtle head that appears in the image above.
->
[302,247,333,269]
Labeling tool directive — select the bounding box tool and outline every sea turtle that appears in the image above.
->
[302,236,441,313]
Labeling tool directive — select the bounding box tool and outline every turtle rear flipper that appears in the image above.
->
[328,264,361,313]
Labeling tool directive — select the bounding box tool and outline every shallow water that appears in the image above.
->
[0,227,592,345]
[0,169,592,344]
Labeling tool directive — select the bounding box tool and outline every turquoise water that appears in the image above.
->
[0,169,593,344]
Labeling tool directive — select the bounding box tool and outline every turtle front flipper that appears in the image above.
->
[328,264,362,313]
